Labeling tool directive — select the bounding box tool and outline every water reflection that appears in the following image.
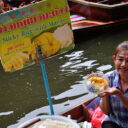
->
[0,111,13,116]
[60,51,99,74]
[97,65,112,72]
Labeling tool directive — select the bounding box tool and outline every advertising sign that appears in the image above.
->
[0,0,74,72]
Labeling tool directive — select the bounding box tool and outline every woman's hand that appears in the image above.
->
[98,88,121,97]
[98,88,120,115]
[98,88,128,107]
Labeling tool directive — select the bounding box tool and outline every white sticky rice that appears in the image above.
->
[29,118,74,128]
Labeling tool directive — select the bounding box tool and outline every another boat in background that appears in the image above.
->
[68,0,128,21]
[69,0,128,31]
[70,14,128,31]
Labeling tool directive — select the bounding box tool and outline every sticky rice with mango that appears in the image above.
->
[85,73,108,93]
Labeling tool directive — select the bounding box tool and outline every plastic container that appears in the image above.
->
[85,72,108,94]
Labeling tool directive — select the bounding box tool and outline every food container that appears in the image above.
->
[85,72,109,94]
[68,0,128,21]
[18,115,80,128]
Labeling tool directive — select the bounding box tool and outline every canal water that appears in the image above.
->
[1,23,128,128]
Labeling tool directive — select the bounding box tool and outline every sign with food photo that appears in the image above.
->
[0,0,74,72]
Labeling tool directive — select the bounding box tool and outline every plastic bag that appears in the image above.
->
[83,121,92,128]
[91,107,105,128]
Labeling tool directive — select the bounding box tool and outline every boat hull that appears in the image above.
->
[68,0,128,21]
[18,97,104,128]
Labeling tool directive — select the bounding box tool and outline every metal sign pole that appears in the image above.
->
[37,45,54,115]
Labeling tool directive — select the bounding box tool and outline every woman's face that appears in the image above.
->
[113,50,128,77]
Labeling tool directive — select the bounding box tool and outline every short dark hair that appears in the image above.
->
[114,41,128,56]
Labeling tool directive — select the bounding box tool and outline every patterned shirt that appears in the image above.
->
[104,70,128,128]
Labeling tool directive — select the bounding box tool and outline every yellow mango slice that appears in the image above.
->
[32,32,60,58]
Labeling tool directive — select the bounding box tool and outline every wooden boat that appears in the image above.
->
[68,0,128,21]
[70,14,128,31]
[69,0,128,31]
[61,97,101,123]
[18,96,104,128]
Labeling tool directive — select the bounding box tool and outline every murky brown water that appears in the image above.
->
[1,23,128,128]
